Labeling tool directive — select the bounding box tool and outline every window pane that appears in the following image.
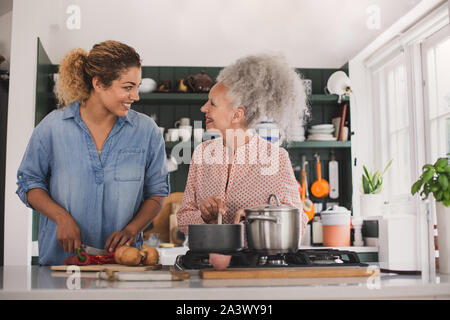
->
[426,48,438,119]
[435,38,450,115]
[396,65,408,130]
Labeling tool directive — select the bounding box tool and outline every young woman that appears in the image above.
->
[16,40,169,265]
[176,54,310,268]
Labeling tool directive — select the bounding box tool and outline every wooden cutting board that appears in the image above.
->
[200,266,379,279]
[51,264,162,272]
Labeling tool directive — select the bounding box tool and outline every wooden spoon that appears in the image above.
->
[301,155,315,221]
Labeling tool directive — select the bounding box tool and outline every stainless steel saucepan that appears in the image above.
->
[244,194,302,254]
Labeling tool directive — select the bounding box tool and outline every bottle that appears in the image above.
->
[312,216,323,245]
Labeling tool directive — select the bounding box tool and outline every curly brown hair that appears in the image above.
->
[55,40,142,108]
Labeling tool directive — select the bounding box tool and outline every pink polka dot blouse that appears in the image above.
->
[176,133,308,239]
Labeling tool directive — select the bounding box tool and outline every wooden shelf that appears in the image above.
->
[138,93,208,102]
[136,93,348,104]
[283,141,351,149]
[308,94,349,104]
[165,140,351,149]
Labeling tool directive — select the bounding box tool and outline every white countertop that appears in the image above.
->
[1,265,449,300]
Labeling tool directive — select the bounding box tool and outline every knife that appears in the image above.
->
[81,244,107,255]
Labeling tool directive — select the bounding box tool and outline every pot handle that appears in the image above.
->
[268,194,281,206]
[246,215,278,223]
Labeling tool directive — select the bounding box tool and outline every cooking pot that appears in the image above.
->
[244,194,302,254]
[188,224,244,253]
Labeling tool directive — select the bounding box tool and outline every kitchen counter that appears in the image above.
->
[1,265,449,300]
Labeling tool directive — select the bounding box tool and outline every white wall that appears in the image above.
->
[0,11,12,70]
[4,0,56,266]
[47,0,421,68]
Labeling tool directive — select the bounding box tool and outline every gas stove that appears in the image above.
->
[174,248,368,270]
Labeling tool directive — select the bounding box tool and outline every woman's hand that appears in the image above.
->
[55,214,82,253]
[104,226,138,252]
[233,208,246,224]
[199,196,227,223]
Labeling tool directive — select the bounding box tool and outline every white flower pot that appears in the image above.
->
[360,194,385,218]
[436,202,450,274]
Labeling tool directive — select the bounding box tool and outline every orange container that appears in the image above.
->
[320,206,351,247]
[322,225,350,246]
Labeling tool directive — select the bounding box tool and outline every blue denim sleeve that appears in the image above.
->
[16,128,51,208]
[143,126,170,199]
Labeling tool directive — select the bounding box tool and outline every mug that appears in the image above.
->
[167,128,179,142]
[158,127,165,136]
[179,125,192,142]
[303,79,312,95]
[175,118,191,127]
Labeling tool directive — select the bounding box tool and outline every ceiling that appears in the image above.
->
[2,0,437,68]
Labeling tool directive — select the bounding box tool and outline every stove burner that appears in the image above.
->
[174,248,368,270]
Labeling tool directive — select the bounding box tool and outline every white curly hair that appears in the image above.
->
[216,53,310,142]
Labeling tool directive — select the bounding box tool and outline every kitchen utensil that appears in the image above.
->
[308,128,335,134]
[176,78,189,93]
[98,269,190,281]
[200,266,379,279]
[81,244,107,255]
[303,79,312,95]
[139,78,157,93]
[157,79,171,92]
[311,124,334,130]
[188,224,244,253]
[175,117,191,127]
[332,117,341,138]
[301,155,315,222]
[168,128,179,142]
[311,154,330,198]
[307,134,337,141]
[186,70,215,93]
[321,205,351,247]
[244,194,301,254]
[326,71,352,103]
[178,125,192,141]
[329,151,339,199]
[51,264,162,272]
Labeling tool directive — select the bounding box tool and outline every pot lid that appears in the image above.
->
[245,194,299,212]
[321,205,350,215]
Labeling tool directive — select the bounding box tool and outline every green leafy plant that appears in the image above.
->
[362,159,393,194]
[411,157,450,207]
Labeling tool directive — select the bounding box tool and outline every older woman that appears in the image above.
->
[176,54,309,267]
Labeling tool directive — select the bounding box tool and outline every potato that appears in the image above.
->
[120,247,144,266]
[140,246,159,265]
[114,245,130,264]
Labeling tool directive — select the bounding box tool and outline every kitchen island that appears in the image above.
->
[1,265,449,300]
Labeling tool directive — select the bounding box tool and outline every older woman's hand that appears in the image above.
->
[199,196,227,223]
[233,208,246,224]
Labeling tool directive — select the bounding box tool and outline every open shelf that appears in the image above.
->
[165,140,351,149]
[136,93,349,104]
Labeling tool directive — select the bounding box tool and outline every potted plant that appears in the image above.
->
[411,157,450,274]
[360,159,392,217]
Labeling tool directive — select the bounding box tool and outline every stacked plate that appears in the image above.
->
[307,124,336,141]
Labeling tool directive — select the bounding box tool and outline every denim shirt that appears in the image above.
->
[16,101,170,265]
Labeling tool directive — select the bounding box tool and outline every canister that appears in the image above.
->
[320,205,351,247]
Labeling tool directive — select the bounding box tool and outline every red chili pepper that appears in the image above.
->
[63,247,91,266]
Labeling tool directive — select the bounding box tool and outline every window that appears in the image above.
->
[422,25,450,163]
[373,54,413,199]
